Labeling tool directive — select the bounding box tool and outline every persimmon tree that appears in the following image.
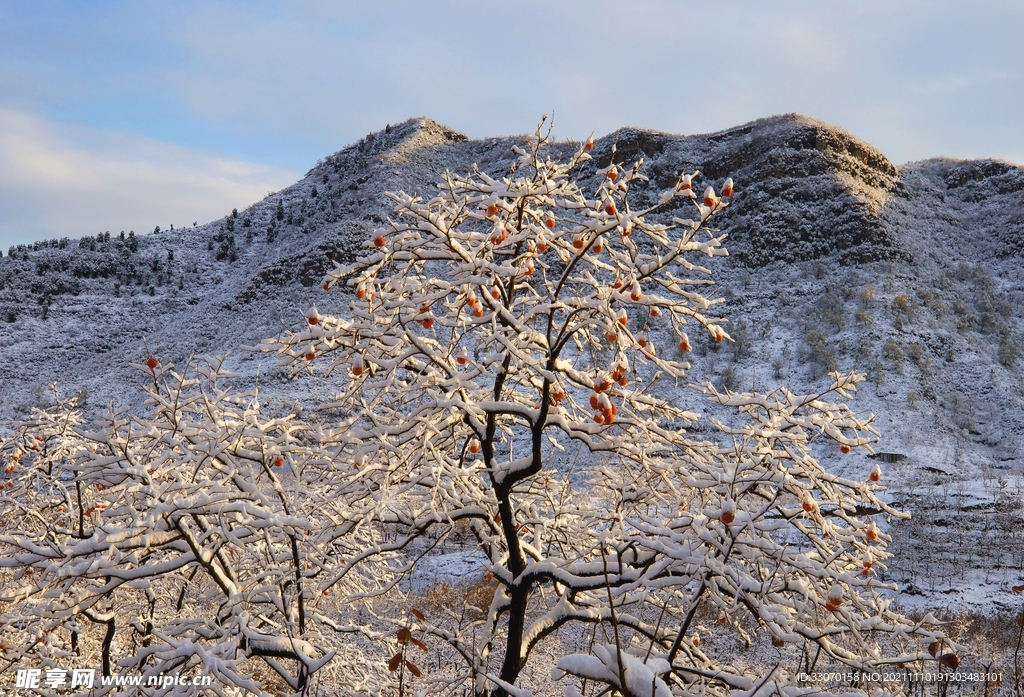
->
[252,118,951,696]
[0,119,954,697]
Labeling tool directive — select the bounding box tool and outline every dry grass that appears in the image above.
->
[416,577,498,623]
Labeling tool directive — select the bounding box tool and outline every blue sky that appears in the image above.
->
[2,1,1022,249]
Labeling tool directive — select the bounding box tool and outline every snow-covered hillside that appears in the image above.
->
[2,113,1022,611]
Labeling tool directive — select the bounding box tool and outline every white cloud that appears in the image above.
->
[0,108,297,249]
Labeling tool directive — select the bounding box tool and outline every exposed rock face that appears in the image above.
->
[582,115,907,266]
[699,116,907,266]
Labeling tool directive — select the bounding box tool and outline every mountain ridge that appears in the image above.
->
[3,112,1019,402]
[2,111,1020,418]
[2,112,1022,610]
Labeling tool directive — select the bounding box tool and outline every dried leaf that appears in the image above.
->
[939,653,960,670]
[411,608,425,621]
[405,661,421,677]
[397,627,412,644]
[411,637,427,651]
[388,653,402,672]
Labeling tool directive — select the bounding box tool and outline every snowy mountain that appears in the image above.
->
[2,113,1022,610]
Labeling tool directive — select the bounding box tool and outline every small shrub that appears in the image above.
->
[730,320,752,360]
[916,287,945,316]
[999,338,1021,368]
[891,294,916,323]
[805,331,838,375]
[978,312,1000,334]
[908,341,924,365]
[854,336,874,361]
[719,366,739,391]
[814,290,845,332]
[882,338,904,366]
